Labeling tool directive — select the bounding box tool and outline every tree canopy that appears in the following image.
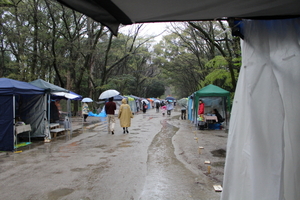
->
[0,0,241,111]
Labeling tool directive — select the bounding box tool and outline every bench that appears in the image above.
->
[50,123,60,129]
[50,128,65,138]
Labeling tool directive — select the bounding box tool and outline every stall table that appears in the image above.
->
[15,124,31,148]
[204,115,218,122]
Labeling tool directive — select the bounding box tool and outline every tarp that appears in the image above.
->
[187,95,194,121]
[55,0,300,35]
[0,78,45,151]
[124,95,137,113]
[221,18,300,200]
[29,79,69,140]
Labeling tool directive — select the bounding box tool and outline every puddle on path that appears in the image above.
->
[140,117,220,200]
[211,149,226,157]
[47,188,74,200]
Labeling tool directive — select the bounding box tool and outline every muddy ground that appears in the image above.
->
[0,107,227,200]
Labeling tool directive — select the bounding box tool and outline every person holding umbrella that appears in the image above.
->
[179,99,188,120]
[118,98,133,134]
[99,89,119,135]
[82,102,90,122]
[166,100,174,116]
[81,97,93,122]
[105,97,117,134]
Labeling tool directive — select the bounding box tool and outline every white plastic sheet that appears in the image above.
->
[222,18,300,200]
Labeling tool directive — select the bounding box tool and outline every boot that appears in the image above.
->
[123,128,125,134]
[126,128,129,133]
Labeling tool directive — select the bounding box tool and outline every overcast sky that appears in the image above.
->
[119,22,171,42]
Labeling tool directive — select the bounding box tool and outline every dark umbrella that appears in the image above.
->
[165,96,175,101]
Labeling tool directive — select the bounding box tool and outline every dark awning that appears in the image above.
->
[56,0,300,35]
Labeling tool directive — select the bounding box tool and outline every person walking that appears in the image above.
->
[166,100,174,116]
[118,98,133,134]
[181,103,187,120]
[82,102,89,122]
[142,101,147,113]
[155,101,160,113]
[105,97,116,134]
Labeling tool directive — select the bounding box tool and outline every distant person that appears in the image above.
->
[105,97,117,134]
[212,109,224,123]
[181,103,187,120]
[166,100,174,115]
[142,101,147,113]
[161,105,167,116]
[136,100,140,112]
[155,101,160,113]
[118,98,133,134]
[82,102,89,122]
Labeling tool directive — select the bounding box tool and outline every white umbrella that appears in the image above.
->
[82,97,93,102]
[154,99,160,103]
[177,98,188,106]
[141,99,149,104]
[99,89,120,99]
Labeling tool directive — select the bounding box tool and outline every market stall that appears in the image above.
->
[0,78,45,151]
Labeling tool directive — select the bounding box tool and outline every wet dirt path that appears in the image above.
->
[140,117,220,200]
[0,109,222,200]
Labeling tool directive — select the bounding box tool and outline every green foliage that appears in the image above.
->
[200,56,238,92]
[205,56,227,69]
[145,79,165,98]
[0,0,13,7]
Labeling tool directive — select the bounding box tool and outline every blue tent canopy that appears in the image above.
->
[107,94,127,101]
[0,78,45,95]
[0,78,45,151]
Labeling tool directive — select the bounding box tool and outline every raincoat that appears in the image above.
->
[198,102,204,115]
[118,98,133,127]
[82,103,89,115]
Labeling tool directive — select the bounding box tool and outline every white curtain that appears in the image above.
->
[222,18,300,200]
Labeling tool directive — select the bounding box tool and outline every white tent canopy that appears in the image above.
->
[52,92,80,99]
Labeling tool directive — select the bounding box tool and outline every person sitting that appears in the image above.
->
[212,109,224,123]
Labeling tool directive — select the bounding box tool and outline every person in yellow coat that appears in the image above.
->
[118,98,133,134]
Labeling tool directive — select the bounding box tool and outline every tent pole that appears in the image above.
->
[13,95,16,150]
[223,97,227,128]
[82,101,83,133]
[68,99,73,136]
[47,94,51,140]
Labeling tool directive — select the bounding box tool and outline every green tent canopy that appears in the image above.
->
[195,84,230,97]
[194,84,230,122]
